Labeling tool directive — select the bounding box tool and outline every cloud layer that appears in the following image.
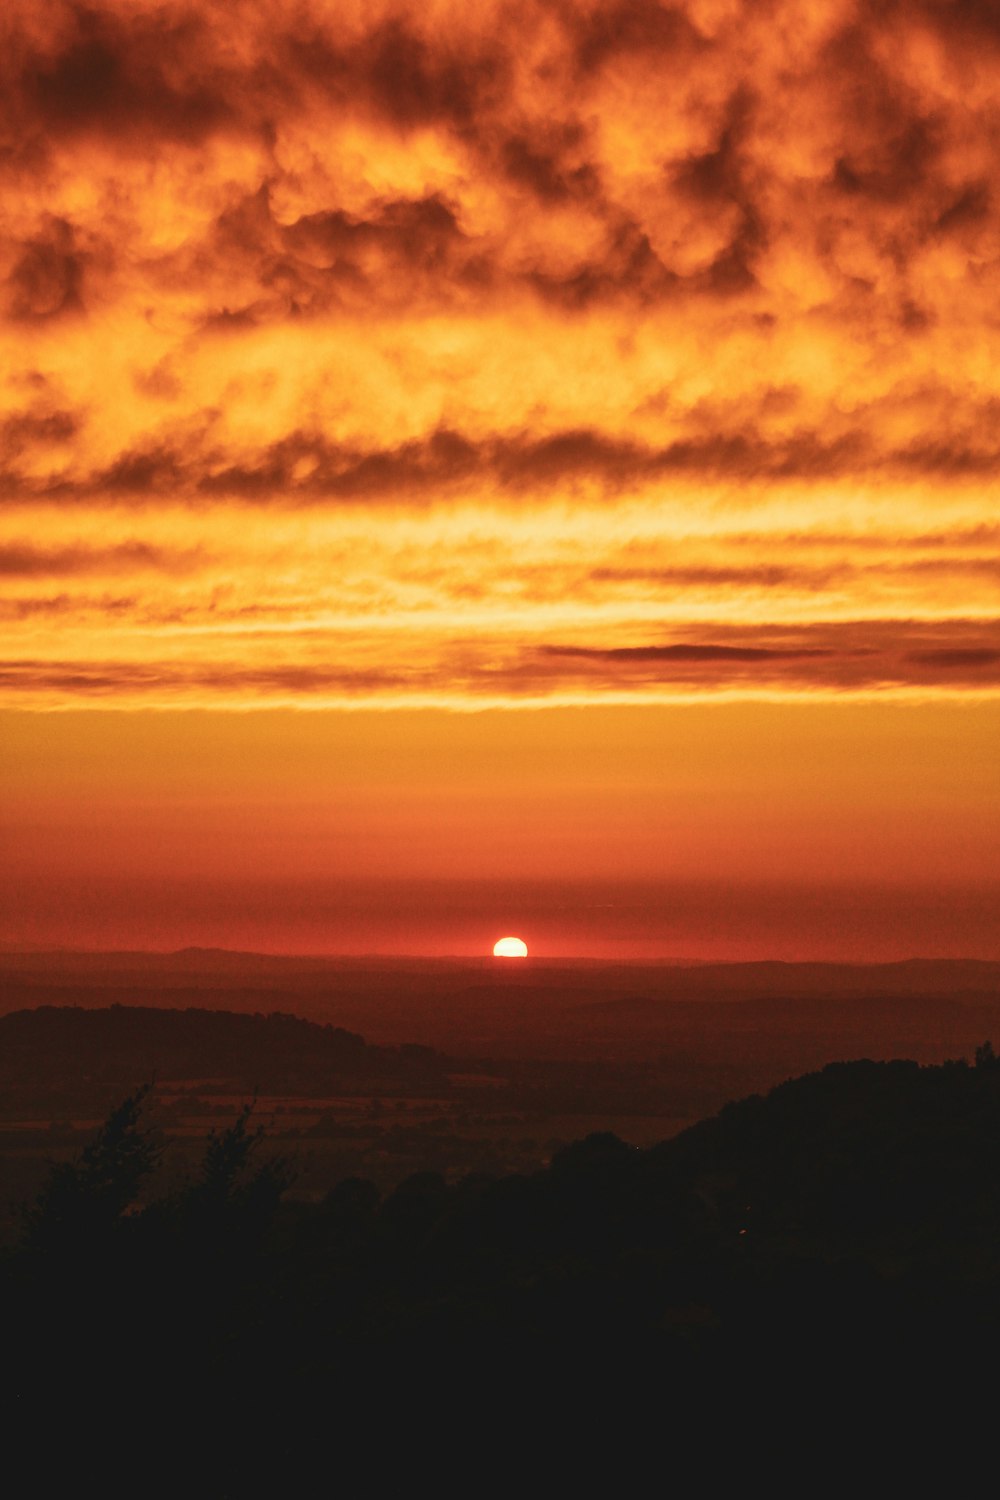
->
[1,0,999,704]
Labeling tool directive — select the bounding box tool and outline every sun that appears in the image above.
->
[493,936,528,958]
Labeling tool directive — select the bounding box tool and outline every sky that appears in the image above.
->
[1,0,998,957]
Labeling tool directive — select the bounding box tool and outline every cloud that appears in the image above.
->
[528,623,1000,694]
[907,648,1000,669]
[0,540,202,576]
[541,643,833,663]
[4,217,84,321]
[10,418,1000,507]
[0,593,138,621]
[0,657,409,699]
[1,1,999,706]
[7,0,989,326]
[13,3,235,147]
[1,615,996,707]
[0,406,79,459]
[9,414,1000,508]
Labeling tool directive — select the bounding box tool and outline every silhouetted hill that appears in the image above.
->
[661,1053,1000,1251]
[0,1005,449,1099]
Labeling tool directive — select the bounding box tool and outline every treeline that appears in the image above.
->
[6,1051,1000,1488]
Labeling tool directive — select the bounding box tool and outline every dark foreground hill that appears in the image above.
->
[3,1049,1000,1487]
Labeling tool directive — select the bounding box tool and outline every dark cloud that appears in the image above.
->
[833,117,939,205]
[541,643,833,662]
[588,564,843,590]
[500,130,599,203]
[359,18,502,130]
[906,0,1000,46]
[526,219,675,309]
[907,557,1000,581]
[5,6,505,162]
[195,427,479,501]
[6,618,999,703]
[13,416,1000,504]
[4,0,989,338]
[570,0,702,73]
[893,442,1000,478]
[281,15,507,132]
[0,594,75,620]
[198,306,261,334]
[5,218,83,320]
[586,555,1000,599]
[194,184,486,323]
[287,195,463,268]
[726,525,1000,552]
[492,429,868,490]
[281,193,469,299]
[907,648,1000,669]
[0,594,137,621]
[0,541,201,577]
[523,621,1000,692]
[0,407,79,460]
[933,183,991,236]
[0,658,408,696]
[671,88,764,293]
[98,446,187,495]
[14,4,234,147]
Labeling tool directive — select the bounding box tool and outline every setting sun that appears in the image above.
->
[493,937,528,959]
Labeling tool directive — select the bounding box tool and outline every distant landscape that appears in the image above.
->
[5,969,1000,1482]
[2,949,998,1242]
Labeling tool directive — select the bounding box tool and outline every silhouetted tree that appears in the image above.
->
[172,1100,294,1251]
[21,1084,160,1256]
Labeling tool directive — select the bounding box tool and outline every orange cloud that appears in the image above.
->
[1,0,999,707]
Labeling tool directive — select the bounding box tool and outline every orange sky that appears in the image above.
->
[1,1,998,954]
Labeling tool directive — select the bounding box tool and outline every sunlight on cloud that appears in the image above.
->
[0,0,998,707]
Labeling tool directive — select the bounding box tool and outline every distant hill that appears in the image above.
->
[0,1005,449,1099]
[4,951,999,1000]
[2,950,998,1061]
